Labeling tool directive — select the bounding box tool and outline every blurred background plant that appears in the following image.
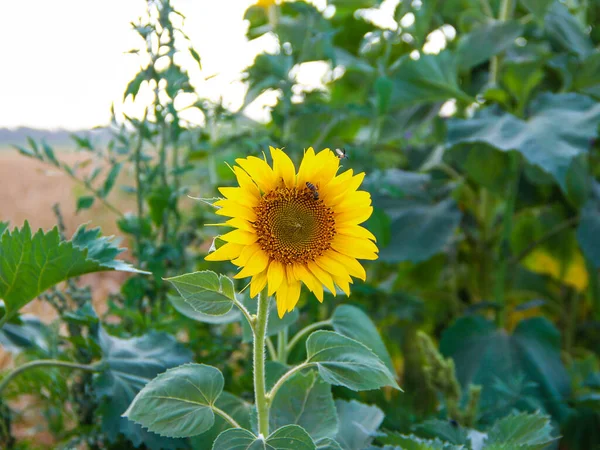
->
[1,0,600,448]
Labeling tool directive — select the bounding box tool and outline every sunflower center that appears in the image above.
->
[253,186,336,264]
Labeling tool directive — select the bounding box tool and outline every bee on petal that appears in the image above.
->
[306,181,319,200]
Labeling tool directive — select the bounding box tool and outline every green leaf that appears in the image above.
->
[190,392,252,450]
[76,195,95,213]
[168,294,241,324]
[166,270,236,316]
[270,370,338,442]
[439,316,570,421]
[0,222,8,236]
[577,199,600,268]
[100,162,122,198]
[332,304,395,374]
[573,52,600,100]
[94,327,192,449]
[124,363,224,438]
[456,21,524,71]
[329,0,383,18]
[334,400,383,450]
[413,419,469,445]
[316,438,343,450]
[0,315,50,354]
[378,433,462,449]
[379,199,462,263]
[545,2,594,58]
[213,425,316,450]
[520,0,553,19]
[446,93,600,191]
[374,76,394,115]
[306,331,400,391]
[390,52,471,106]
[0,222,145,324]
[483,411,556,450]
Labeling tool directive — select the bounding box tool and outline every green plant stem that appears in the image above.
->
[268,362,313,403]
[286,320,332,354]
[266,337,278,361]
[277,328,288,364]
[0,360,100,395]
[253,289,270,437]
[494,153,521,328]
[212,406,242,429]
[133,114,146,265]
[490,0,515,85]
[234,298,255,332]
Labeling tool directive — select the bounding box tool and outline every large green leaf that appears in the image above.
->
[93,327,192,449]
[306,331,400,391]
[446,93,600,191]
[212,425,316,450]
[378,198,462,263]
[572,52,600,99]
[124,363,224,438]
[0,315,50,354]
[332,304,395,374]
[270,370,338,442]
[545,2,594,58]
[0,222,145,324]
[389,51,471,106]
[577,199,600,268]
[483,411,557,450]
[168,294,241,325]
[190,392,253,450]
[166,270,236,316]
[456,21,524,71]
[334,400,383,450]
[439,316,570,421]
[377,433,462,449]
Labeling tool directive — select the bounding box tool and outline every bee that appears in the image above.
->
[335,148,348,159]
[306,181,319,200]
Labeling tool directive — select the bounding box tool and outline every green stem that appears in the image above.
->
[490,0,515,85]
[286,320,332,354]
[268,362,313,403]
[494,152,521,328]
[277,329,288,364]
[266,337,278,361]
[0,360,100,395]
[233,298,255,333]
[254,289,270,437]
[212,406,242,429]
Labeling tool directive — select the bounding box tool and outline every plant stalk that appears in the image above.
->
[277,328,288,364]
[0,360,100,395]
[254,289,270,437]
[490,0,515,84]
[286,320,332,354]
[268,362,313,403]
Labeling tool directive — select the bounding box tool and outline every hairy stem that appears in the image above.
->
[286,320,332,354]
[212,406,242,429]
[268,362,314,403]
[254,289,270,437]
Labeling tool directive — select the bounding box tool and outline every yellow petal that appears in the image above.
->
[335,206,373,226]
[234,249,270,278]
[315,253,349,278]
[331,234,379,260]
[250,271,268,298]
[205,242,244,261]
[326,172,366,206]
[225,217,255,232]
[220,229,258,245]
[267,260,284,296]
[319,169,354,203]
[270,147,296,188]
[232,243,262,267]
[336,225,377,242]
[296,147,316,188]
[312,148,340,187]
[331,272,351,296]
[236,156,278,193]
[325,250,367,281]
[216,204,257,222]
[218,187,259,206]
[294,263,323,302]
[276,281,289,318]
[307,261,336,295]
[233,166,261,197]
[286,280,301,312]
[335,191,372,211]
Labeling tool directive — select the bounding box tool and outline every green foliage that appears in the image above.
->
[0,222,144,325]
[124,363,224,438]
[212,425,316,450]
[166,271,237,316]
[334,400,384,450]
[306,331,400,391]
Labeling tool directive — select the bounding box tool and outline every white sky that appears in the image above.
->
[0,0,407,130]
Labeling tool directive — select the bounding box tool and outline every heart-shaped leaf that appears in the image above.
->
[306,331,400,391]
[213,425,316,450]
[166,270,236,316]
[168,294,241,324]
[124,363,224,438]
[334,400,384,450]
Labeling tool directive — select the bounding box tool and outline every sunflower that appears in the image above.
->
[206,147,378,317]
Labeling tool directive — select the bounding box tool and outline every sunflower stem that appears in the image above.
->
[254,289,271,437]
[277,328,288,364]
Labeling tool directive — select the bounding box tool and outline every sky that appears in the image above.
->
[0,0,408,130]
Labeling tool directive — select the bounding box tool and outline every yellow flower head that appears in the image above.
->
[206,147,378,317]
